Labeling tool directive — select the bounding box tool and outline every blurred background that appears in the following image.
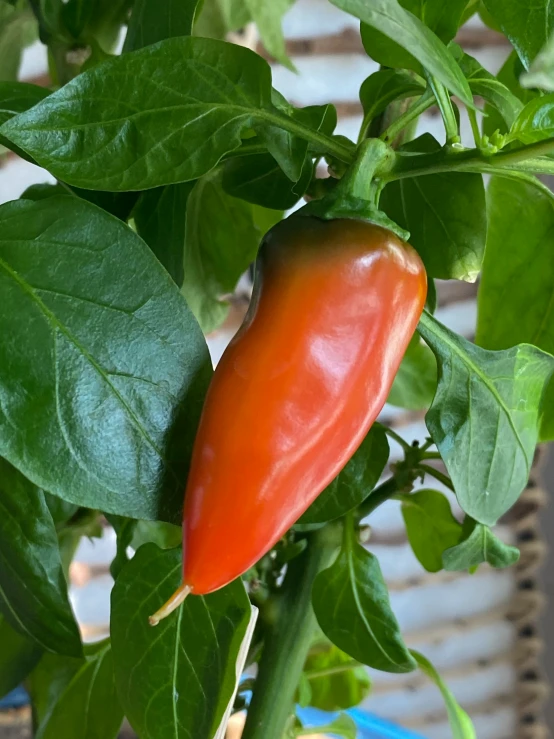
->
[0,1,553,738]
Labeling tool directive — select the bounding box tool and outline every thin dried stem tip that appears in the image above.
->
[148,583,192,626]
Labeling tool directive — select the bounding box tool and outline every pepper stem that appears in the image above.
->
[148,583,192,626]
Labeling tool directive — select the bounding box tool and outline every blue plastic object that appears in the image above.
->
[0,686,29,710]
[297,706,426,739]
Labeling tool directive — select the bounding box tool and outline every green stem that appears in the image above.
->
[467,107,482,148]
[264,110,355,164]
[242,527,339,739]
[426,74,460,144]
[382,426,410,450]
[380,90,435,144]
[381,136,554,181]
[357,478,399,520]
[418,464,455,491]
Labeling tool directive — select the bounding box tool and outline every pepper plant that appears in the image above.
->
[1,0,554,737]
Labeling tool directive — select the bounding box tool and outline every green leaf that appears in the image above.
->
[0,80,49,126]
[0,1,36,81]
[111,544,253,739]
[0,80,49,156]
[521,32,554,91]
[43,493,78,529]
[400,490,463,572]
[443,520,520,571]
[0,37,276,191]
[222,151,313,210]
[336,0,474,105]
[387,334,437,410]
[20,179,140,223]
[418,311,554,525]
[312,524,416,673]
[244,0,294,70]
[359,69,425,138]
[131,520,182,550]
[259,102,337,182]
[124,0,200,52]
[509,94,554,144]
[123,0,199,290]
[381,134,486,282]
[299,425,390,525]
[30,641,123,739]
[481,0,554,69]
[450,44,523,130]
[193,0,250,39]
[183,171,262,333]
[0,458,82,657]
[477,177,554,441]
[67,186,139,222]
[364,0,468,47]
[411,651,476,739]
[133,183,194,287]
[302,642,371,711]
[0,196,211,523]
[483,51,539,137]
[0,614,42,699]
[361,22,421,74]
[405,0,468,43]
[105,515,138,580]
[59,0,94,39]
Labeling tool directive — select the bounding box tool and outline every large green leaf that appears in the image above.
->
[29,641,123,739]
[123,0,199,52]
[400,490,463,572]
[0,37,326,191]
[312,524,416,674]
[387,334,437,410]
[182,172,262,333]
[334,0,473,105]
[443,520,520,571]
[477,177,554,440]
[0,459,81,657]
[0,196,211,523]
[133,183,194,287]
[418,311,554,525]
[0,614,42,699]
[481,0,554,69]
[299,425,389,525]
[381,134,486,282]
[412,651,476,739]
[111,544,253,739]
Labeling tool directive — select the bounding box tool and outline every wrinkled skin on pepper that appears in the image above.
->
[183,216,426,595]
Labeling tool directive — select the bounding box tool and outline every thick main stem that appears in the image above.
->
[241,527,338,739]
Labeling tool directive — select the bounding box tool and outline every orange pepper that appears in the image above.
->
[150,216,426,623]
